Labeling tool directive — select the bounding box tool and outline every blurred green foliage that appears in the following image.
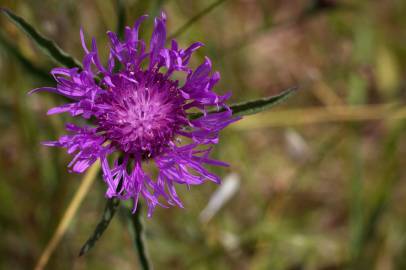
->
[0,0,405,269]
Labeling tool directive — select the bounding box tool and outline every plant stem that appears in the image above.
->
[128,204,151,270]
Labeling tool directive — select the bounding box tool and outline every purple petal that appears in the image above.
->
[47,104,74,115]
[28,87,58,95]
[133,15,148,41]
[80,28,90,54]
[149,16,166,67]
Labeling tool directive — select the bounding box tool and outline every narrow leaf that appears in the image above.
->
[168,0,227,39]
[1,8,82,68]
[128,205,151,270]
[0,30,52,82]
[79,198,120,256]
[188,86,297,120]
[229,86,297,116]
[116,0,126,39]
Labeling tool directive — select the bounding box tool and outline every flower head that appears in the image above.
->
[31,13,239,216]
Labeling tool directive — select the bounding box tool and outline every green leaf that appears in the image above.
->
[168,0,228,39]
[1,8,82,68]
[79,198,120,256]
[188,86,297,120]
[116,0,126,39]
[0,30,52,82]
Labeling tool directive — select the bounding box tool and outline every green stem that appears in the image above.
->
[128,205,151,270]
[79,198,120,256]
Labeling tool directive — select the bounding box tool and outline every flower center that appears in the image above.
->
[97,73,185,157]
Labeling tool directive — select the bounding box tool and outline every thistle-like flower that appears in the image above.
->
[31,13,239,216]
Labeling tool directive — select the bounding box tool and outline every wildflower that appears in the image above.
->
[31,13,239,216]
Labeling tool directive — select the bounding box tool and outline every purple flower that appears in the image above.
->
[31,13,239,216]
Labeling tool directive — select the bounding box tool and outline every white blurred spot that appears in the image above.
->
[199,173,240,224]
[285,129,312,162]
[220,231,240,251]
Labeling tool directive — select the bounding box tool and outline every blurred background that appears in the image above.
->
[0,0,405,269]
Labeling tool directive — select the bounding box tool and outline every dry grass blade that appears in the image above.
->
[34,162,100,270]
[232,104,406,129]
